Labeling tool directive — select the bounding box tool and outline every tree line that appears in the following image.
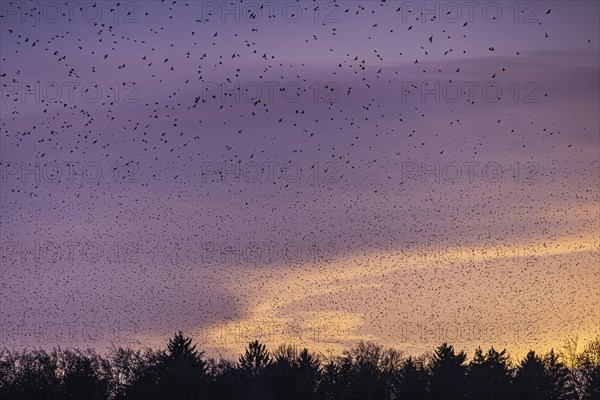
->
[1,332,599,400]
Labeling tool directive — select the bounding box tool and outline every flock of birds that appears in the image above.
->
[0,1,597,357]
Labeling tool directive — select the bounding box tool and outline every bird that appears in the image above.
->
[0,0,595,366]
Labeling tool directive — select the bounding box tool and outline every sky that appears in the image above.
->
[0,0,599,360]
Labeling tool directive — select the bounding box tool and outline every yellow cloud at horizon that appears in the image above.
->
[190,234,598,359]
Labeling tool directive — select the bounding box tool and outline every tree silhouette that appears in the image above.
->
[578,336,600,400]
[56,348,114,400]
[236,340,273,399]
[263,344,321,400]
[428,342,468,400]
[296,348,321,399]
[0,348,59,400]
[342,341,390,399]
[395,356,428,400]
[111,347,163,400]
[2,338,600,400]
[512,349,579,400]
[512,350,547,400]
[316,358,341,400]
[0,348,113,400]
[160,331,208,399]
[314,341,402,400]
[543,349,578,400]
[466,347,511,400]
[208,356,244,400]
[581,359,600,400]
[111,332,207,400]
[239,340,272,376]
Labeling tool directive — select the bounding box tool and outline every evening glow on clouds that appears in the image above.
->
[0,0,598,359]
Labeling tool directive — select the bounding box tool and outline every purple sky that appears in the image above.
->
[1,0,599,359]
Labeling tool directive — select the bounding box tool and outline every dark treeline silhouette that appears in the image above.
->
[1,332,599,400]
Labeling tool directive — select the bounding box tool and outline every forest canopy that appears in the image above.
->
[1,332,599,400]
